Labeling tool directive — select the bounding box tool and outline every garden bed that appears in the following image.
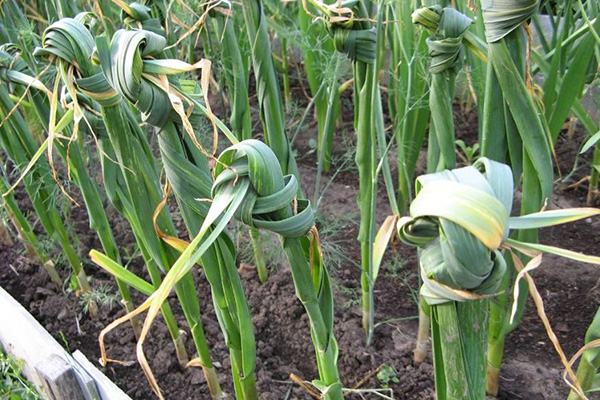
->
[1,97,599,399]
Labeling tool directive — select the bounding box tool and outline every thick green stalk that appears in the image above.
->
[355,59,378,346]
[414,296,430,364]
[0,173,62,287]
[213,11,252,141]
[0,86,95,314]
[388,1,429,213]
[55,133,140,334]
[311,0,387,349]
[486,33,546,388]
[480,0,553,392]
[250,227,268,283]
[21,73,141,334]
[321,1,381,347]
[281,36,291,110]
[242,0,302,284]
[427,73,457,172]
[210,8,267,283]
[98,105,191,368]
[283,238,344,400]
[298,1,340,172]
[210,140,344,399]
[241,0,299,178]
[484,29,531,395]
[432,301,488,400]
[412,5,473,365]
[419,9,488,396]
[588,143,600,205]
[157,122,256,400]
[397,158,515,400]
[547,17,600,142]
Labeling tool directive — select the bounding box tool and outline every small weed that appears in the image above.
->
[384,256,419,306]
[80,284,120,315]
[342,297,361,309]
[330,129,358,176]
[377,364,400,388]
[64,273,78,295]
[316,212,360,272]
[384,257,407,279]
[455,139,480,166]
[0,348,42,399]
[333,279,361,309]
[58,331,71,354]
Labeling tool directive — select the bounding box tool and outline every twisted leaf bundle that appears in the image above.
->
[398,158,600,400]
[398,158,511,305]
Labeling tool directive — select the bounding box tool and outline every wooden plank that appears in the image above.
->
[70,355,102,400]
[0,286,70,392]
[0,286,132,400]
[73,351,132,400]
[35,354,90,400]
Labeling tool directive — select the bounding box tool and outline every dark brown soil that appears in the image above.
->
[1,83,599,400]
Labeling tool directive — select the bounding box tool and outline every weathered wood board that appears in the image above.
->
[0,286,132,400]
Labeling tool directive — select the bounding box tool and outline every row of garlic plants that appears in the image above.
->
[0,0,599,399]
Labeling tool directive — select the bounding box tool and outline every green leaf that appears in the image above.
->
[488,39,553,200]
[90,250,154,295]
[581,130,600,154]
[509,208,600,230]
[507,238,600,265]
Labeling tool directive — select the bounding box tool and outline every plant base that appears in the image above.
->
[486,364,500,396]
